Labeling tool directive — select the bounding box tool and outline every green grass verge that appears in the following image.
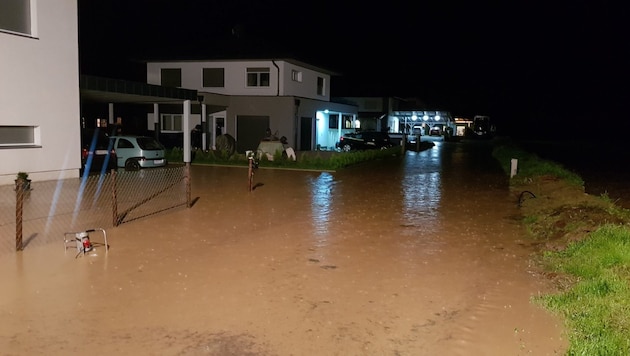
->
[493,141,630,355]
[535,225,630,355]
[492,143,584,187]
[165,146,404,171]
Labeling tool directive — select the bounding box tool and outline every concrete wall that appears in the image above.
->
[0,0,80,185]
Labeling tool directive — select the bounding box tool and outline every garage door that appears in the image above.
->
[236,115,270,153]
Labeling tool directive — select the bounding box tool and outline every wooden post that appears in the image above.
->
[248,158,253,192]
[186,163,191,207]
[15,178,24,251]
[401,134,406,154]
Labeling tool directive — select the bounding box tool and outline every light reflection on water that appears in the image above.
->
[309,172,335,237]
[401,145,443,234]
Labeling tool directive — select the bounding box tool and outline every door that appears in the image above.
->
[300,116,313,151]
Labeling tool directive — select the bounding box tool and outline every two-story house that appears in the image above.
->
[146,59,359,153]
[0,0,82,185]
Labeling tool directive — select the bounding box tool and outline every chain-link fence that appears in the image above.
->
[1,166,189,255]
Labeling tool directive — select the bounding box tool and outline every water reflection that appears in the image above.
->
[401,147,442,234]
[309,172,334,237]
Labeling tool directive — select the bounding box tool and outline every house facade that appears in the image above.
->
[146,59,359,153]
[0,0,81,185]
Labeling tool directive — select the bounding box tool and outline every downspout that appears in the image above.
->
[272,60,280,96]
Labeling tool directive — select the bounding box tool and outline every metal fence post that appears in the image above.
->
[111,169,119,226]
[15,178,24,251]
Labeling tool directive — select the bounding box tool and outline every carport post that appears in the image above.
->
[183,100,191,163]
[183,100,192,207]
[153,103,160,141]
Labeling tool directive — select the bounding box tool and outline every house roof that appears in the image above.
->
[79,75,199,104]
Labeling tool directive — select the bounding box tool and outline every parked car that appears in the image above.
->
[81,128,117,174]
[109,135,166,171]
[336,131,393,152]
[429,126,442,136]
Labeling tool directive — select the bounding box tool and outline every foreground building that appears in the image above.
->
[0,1,81,185]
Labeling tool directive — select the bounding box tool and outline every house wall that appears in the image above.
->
[0,0,81,185]
[146,60,331,101]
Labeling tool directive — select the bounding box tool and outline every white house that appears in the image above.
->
[0,0,81,185]
[145,59,359,152]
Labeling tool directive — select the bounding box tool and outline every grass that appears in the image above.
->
[493,141,630,355]
[165,146,405,171]
[535,225,630,355]
[492,143,584,187]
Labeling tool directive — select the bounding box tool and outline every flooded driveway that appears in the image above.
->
[0,139,566,355]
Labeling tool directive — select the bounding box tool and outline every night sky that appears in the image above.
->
[78,0,628,138]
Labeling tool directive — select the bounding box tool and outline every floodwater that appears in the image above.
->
[0,139,567,355]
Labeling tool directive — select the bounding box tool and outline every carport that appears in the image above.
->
[79,75,221,152]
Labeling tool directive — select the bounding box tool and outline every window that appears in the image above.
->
[317,77,325,96]
[161,114,182,132]
[203,68,224,87]
[116,138,134,149]
[247,67,270,87]
[328,114,339,129]
[0,0,33,36]
[0,125,39,147]
[291,70,303,82]
[342,115,353,129]
[161,68,181,87]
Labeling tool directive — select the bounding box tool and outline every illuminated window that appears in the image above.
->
[0,0,33,36]
[247,67,270,87]
[342,114,353,129]
[202,68,224,87]
[161,68,181,87]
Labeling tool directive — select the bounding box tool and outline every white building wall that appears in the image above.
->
[146,60,331,101]
[280,62,330,101]
[0,0,81,185]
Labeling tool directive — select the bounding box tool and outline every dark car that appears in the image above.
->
[81,128,117,174]
[336,131,393,152]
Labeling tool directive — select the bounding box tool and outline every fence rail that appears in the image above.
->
[1,166,189,255]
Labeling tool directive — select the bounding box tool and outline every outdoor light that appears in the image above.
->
[435,115,440,121]
[412,115,417,121]
[423,115,429,121]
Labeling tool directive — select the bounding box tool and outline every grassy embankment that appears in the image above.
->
[166,144,434,171]
[493,142,630,355]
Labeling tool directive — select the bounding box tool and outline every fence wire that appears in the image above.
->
[0,166,187,255]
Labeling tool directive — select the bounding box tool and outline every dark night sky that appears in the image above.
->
[78,0,628,138]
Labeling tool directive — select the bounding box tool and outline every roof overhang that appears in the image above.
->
[80,75,199,104]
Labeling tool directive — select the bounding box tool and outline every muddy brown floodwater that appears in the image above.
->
[0,139,567,355]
